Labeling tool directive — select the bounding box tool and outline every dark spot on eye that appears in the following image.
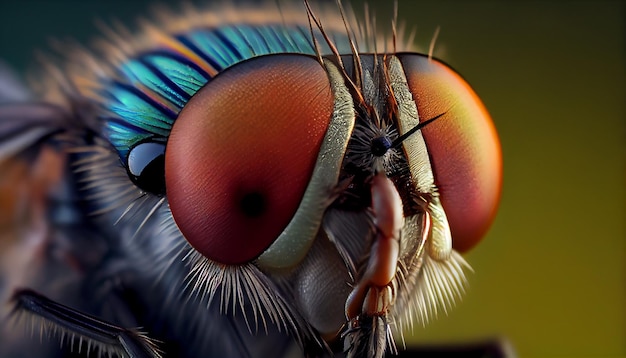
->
[370,136,392,157]
[133,156,165,195]
[239,192,266,218]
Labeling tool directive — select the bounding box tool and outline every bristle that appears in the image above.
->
[402,250,471,329]
[183,251,320,350]
[428,26,441,60]
[392,0,398,53]
[10,295,161,358]
[304,0,324,65]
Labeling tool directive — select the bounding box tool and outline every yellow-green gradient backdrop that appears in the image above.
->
[0,1,623,357]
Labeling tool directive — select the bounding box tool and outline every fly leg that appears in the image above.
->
[10,289,161,358]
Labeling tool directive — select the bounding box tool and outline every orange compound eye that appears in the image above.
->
[165,55,333,265]
[397,54,502,252]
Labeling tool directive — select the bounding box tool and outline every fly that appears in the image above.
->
[0,1,502,357]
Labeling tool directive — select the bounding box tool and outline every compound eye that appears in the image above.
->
[165,55,333,265]
[127,141,166,195]
[398,54,502,252]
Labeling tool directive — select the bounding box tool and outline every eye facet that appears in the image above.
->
[126,141,166,195]
[398,54,502,252]
[165,55,334,265]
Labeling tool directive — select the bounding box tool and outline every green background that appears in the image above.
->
[0,1,623,357]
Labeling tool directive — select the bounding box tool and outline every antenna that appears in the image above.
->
[391,112,446,149]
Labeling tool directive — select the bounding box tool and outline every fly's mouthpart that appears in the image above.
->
[342,276,399,358]
[342,313,398,358]
[339,243,473,358]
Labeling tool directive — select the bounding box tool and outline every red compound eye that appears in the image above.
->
[165,55,333,264]
[398,54,502,252]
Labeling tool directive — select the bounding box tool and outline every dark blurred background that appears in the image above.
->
[0,0,623,357]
